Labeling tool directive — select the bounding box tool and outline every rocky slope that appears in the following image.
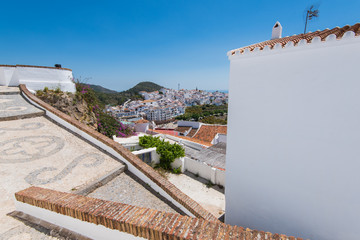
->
[36,90,97,129]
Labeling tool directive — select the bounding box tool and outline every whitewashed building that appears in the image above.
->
[226,22,360,240]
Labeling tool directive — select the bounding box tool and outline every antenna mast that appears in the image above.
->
[304,5,319,34]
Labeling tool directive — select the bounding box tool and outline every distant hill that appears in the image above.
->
[126,81,163,94]
[88,84,118,94]
[89,81,163,106]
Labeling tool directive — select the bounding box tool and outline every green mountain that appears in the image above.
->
[88,84,118,94]
[89,81,163,106]
[126,81,163,94]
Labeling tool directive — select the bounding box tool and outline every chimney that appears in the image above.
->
[271,21,282,40]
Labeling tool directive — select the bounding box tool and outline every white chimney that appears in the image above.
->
[271,21,282,39]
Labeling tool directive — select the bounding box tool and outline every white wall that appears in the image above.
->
[133,147,160,164]
[132,147,224,185]
[226,33,360,240]
[0,65,75,93]
[0,66,15,86]
[183,157,225,186]
[212,133,227,145]
[177,120,201,129]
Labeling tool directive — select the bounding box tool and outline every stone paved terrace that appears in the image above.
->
[0,88,180,239]
[0,116,122,239]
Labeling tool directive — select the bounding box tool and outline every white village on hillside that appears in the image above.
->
[0,21,359,240]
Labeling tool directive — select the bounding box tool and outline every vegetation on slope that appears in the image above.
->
[90,81,163,106]
[36,84,136,139]
[175,104,228,124]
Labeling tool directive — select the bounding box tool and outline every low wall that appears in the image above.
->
[15,187,291,240]
[19,84,218,223]
[131,142,225,186]
[177,120,201,129]
[132,147,160,165]
[0,65,75,93]
[183,157,225,186]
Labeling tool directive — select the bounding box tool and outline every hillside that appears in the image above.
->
[126,81,163,94]
[88,84,118,94]
[90,81,163,106]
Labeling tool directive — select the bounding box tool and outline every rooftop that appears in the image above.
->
[192,124,227,144]
[228,22,360,55]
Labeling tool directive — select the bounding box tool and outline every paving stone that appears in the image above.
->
[88,171,179,214]
[0,94,44,120]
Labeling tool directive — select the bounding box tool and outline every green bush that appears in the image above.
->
[139,135,185,170]
[172,166,182,174]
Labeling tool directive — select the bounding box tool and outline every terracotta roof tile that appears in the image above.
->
[186,127,198,137]
[192,125,227,144]
[229,22,360,55]
[174,126,191,133]
[134,119,149,124]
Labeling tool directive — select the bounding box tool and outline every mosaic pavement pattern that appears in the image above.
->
[0,92,183,239]
[0,116,122,238]
[0,94,44,120]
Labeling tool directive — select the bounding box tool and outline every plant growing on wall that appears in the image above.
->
[139,135,185,170]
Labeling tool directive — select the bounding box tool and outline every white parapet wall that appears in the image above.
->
[177,120,202,129]
[0,65,75,93]
[133,147,225,186]
[183,157,225,186]
[226,32,360,240]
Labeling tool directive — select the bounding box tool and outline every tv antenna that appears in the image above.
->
[304,4,319,34]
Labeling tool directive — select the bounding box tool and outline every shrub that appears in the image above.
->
[172,166,182,174]
[139,135,185,170]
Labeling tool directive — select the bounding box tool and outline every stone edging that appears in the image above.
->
[19,84,218,223]
[15,187,303,240]
[0,111,45,122]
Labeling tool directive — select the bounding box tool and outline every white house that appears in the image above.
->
[0,64,76,93]
[226,22,360,240]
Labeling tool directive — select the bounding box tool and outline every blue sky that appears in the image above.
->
[1,0,359,91]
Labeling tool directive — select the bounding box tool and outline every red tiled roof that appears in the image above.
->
[192,125,227,144]
[186,127,198,138]
[173,135,212,147]
[229,22,360,55]
[152,129,179,136]
[174,126,191,133]
[134,119,149,124]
